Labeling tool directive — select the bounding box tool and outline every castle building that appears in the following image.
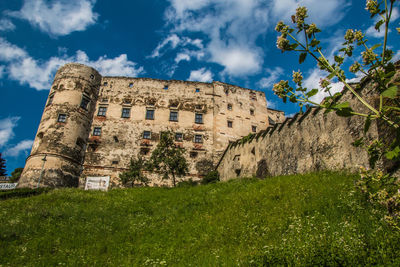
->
[18,63,284,188]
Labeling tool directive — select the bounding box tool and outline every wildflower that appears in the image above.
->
[306,23,320,36]
[344,29,355,43]
[354,30,364,42]
[275,21,285,32]
[292,71,303,85]
[273,80,289,97]
[349,62,361,73]
[362,48,377,65]
[276,35,290,51]
[320,78,331,89]
[366,0,379,15]
[295,6,308,27]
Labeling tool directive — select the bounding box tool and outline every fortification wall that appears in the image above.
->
[217,78,381,181]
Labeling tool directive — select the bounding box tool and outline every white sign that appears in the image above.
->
[0,183,18,190]
[85,176,110,191]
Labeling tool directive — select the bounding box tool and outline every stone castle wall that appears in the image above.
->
[217,77,383,181]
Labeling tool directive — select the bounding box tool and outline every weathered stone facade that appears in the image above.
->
[19,63,281,188]
[216,77,384,181]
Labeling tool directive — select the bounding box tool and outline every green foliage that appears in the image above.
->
[201,170,220,185]
[9,167,23,183]
[119,157,149,187]
[148,131,188,187]
[1,172,400,265]
[0,153,6,176]
[0,187,51,200]
[177,178,198,187]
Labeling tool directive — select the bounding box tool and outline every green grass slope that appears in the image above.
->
[1,171,399,266]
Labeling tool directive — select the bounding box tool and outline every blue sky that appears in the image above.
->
[0,0,399,174]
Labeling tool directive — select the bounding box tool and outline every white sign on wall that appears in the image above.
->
[84,176,110,191]
[0,183,18,190]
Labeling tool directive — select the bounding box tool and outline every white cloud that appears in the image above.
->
[0,117,20,147]
[8,0,98,36]
[150,34,181,58]
[188,68,213,82]
[0,38,144,90]
[366,8,399,38]
[271,0,350,27]
[258,67,284,90]
[175,53,191,63]
[0,18,15,32]
[4,140,34,157]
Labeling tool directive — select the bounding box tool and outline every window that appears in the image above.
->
[93,127,101,136]
[227,120,233,128]
[252,126,257,133]
[195,88,200,93]
[80,95,90,110]
[194,135,203,143]
[143,131,151,139]
[175,132,183,142]
[227,104,232,110]
[195,113,203,124]
[57,114,67,123]
[164,85,169,90]
[90,74,95,80]
[129,83,133,88]
[103,82,108,86]
[112,160,119,165]
[190,151,198,158]
[169,111,178,121]
[268,117,276,125]
[47,93,54,106]
[146,109,154,120]
[113,136,119,143]
[140,147,150,155]
[121,108,131,118]
[250,109,255,116]
[97,106,107,116]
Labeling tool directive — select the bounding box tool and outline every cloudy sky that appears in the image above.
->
[0,0,399,174]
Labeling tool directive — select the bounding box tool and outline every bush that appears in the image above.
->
[0,187,51,200]
[201,170,220,185]
[177,179,198,187]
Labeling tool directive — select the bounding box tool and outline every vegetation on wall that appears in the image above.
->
[273,0,400,228]
[119,157,149,187]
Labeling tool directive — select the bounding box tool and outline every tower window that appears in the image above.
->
[90,74,95,80]
[195,88,200,93]
[227,103,232,110]
[190,151,198,158]
[195,113,203,124]
[129,83,134,88]
[47,93,54,106]
[143,131,151,139]
[93,127,101,136]
[194,135,203,143]
[175,132,183,142]
[80,95,90,110]
[103,82,108,86]
[250,109,255,116]
[121,108,131,118]
[252,126,257,133]
[97,106,107,117]
[57,114,67,123]
[164,85,169,90]
[227,120,233,128]
[146,109,154,120]
[169,111,178,122]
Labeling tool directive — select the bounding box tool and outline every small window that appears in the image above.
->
[93,127,101,136]
[112,160,119,165]
[227,120,233,128]
[122,108,131,118]
[140,147,150,155]
[227,104,232,110]
[195,113,203,124]
[146,109,154,120]
[80,95,90,110]
[224,88,229,95]
[195,88,200,93]
[175,132,183,142]
[194,135,203,143]
[97,106,107,116]
[90,74,95,80]
[129,83,133,88]
[113,136,119,143]
[103,82,108,86]
[252,126,257,133]
[143,131,151,139]
[57,114,67,123]
[169,111,178,122]
[47,93,54,106]
[164,85,169,90]
[250,109,255,116]
[190,151,198,158]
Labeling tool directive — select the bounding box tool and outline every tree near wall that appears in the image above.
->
[148,131,188,187]
[0,153,6,176]
[10,167,23,182]
[119,157,149,187]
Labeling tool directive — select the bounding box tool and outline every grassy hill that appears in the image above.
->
[1,171,400,266]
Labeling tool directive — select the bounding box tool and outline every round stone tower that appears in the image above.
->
[19,63,101,188]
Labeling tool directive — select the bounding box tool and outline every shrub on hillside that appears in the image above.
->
[201,170,220,185]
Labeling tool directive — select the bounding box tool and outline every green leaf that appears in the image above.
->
[382,85,398,99]
[370,43,382,50]
[327,72,335,79]
[310,39,320,47]
[364,116,371,134]
[336,107,353,117]
[375,20,384,31]
[386,146,400,160]
[306,89,318,97]
[299,53,307,64]
[352,137,364,147]
[335,102,350,109]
